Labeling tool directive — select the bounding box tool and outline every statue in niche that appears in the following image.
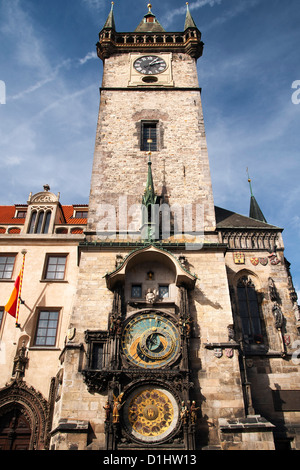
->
[103,401,111,422]
[190,401,200,424]
[112,393,124,424]
[269,277,279,302]
[12,341,28,380]
[227,324,235,342]
[272,304,284,329]
[180,401,189,425]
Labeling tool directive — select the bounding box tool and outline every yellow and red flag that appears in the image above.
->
[5,273,21,318]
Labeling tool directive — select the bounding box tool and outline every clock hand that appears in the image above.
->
[149,58,163,65]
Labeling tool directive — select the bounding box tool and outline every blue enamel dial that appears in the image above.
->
[121,313,180,369]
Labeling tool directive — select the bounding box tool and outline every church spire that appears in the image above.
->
[184,2,198,30]
[247,170,267,223]
[103,2,116,30]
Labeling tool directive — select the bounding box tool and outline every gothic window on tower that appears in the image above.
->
[141,121,158,152]
[236,276,263,344]
[85,331,109,370]
[91,343,105,370]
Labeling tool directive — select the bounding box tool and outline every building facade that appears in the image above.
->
[0,4,300,451]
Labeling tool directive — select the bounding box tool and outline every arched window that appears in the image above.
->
[36,211,44,234]
[42,211,51,234]
[28,210,52,234]
[28,211,37,233]
[237,276,262,343]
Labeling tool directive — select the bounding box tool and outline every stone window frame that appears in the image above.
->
[0,254,16,280]
[41,253,68,282]
[32,308,61,348]
[140,120,159,152]
[131,284,143,299]
[28,209,52,234]
[0,307,4,330]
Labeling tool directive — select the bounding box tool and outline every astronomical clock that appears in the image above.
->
[121,313,180,369]
[83,245,198,450]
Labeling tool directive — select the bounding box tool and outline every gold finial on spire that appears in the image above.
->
[148,3,152,11]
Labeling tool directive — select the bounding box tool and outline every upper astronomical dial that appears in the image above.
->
[121,313,180,369]
[133,56,167,75]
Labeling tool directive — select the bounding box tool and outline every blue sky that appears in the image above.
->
[0,0,300,293]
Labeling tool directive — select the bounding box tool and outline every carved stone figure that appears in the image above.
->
[272,304,284,329]
[12,341,28,380]
[103,401,111,422]
[146,288,157,304]
[190,401,200,424]
[180,401,188,425]
[269,278,279,302]
[113,393,124,424]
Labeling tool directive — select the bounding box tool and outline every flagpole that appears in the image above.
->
[15,249,27,328]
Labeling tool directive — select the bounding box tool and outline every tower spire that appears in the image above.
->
[184,2,198,30]
[103,2,116,30]
[247,169,267,223]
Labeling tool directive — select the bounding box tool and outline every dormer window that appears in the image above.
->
[16,210,27,218]
[75,211,88,218]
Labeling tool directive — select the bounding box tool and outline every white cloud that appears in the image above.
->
[79,51,98,65]
[204,0,260,30]
[9,59,72,101]
[81,0,105,11]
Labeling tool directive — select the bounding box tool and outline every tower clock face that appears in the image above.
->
[121,313,180,368]
[133,56,167,75]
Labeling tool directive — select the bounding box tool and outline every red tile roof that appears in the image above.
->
[0,206,25,225]
[60,206,87,225]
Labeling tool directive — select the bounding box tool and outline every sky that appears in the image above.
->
[0,0,300,293]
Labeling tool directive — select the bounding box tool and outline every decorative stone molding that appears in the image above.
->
[0,380,50,450]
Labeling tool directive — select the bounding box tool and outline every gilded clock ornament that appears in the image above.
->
[133,56,167,75]
[121,313,180,368]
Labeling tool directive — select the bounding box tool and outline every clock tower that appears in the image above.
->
[50,3,276,451]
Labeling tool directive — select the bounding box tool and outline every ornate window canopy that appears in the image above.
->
[104,245,196,291]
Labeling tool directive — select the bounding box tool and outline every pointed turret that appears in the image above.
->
[142,153,157,207]
[103,2,116,30]
[247,172,267,223]
[135,3,165,32]
[184,2,197,30]
[141,153,158,241]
